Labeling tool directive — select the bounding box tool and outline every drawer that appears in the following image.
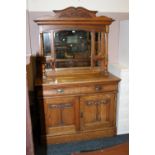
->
[37,84,118,97]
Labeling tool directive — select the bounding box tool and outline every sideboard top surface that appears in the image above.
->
[35,72,120,87]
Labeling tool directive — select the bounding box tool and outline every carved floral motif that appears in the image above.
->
[53,7,97,18]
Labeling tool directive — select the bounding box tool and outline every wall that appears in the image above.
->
[109,64,129,134]
[27,0,129,12]
[109,20,129,134]
[109,21,119,63]
[118,20,129,67]
[26,11,31,55]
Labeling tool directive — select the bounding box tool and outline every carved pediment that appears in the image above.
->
[53,7,97,18]
[34,7,114,25]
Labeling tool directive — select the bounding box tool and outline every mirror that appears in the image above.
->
[54,30,91,68]
[42,30,101,69]
[43,32,51,56]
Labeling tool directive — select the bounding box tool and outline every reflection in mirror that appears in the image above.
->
[43,32,51,56]
[54,30,91,68]
[42,30,102,69]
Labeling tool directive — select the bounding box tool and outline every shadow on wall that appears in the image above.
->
[26,55,47,155]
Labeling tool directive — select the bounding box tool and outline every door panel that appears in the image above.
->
[80,93,116,131]
[84,103,97,123]
[47,106,61,127]
[43,97,79,136]
[62,105,74,125]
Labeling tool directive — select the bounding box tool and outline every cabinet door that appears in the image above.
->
[80,93,116,131]
[43,97,79,136]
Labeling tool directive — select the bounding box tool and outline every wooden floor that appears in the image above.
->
[71,142,129,155]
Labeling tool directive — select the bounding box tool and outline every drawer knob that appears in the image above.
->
[57,89,64,93]
[95,85,102,92]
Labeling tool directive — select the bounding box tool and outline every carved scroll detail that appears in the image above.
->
[53,7,97,18]
[86,99,110,106]
[48,103,73,109]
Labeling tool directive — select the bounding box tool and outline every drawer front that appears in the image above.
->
[37,84,118,97]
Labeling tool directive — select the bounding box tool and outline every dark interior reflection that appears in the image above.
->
[54,30,91,68]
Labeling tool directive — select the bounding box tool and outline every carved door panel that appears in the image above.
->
[80,93,116,131]
[43,97,79,136]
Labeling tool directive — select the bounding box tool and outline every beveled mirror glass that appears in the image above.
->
[43,32,51,56]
